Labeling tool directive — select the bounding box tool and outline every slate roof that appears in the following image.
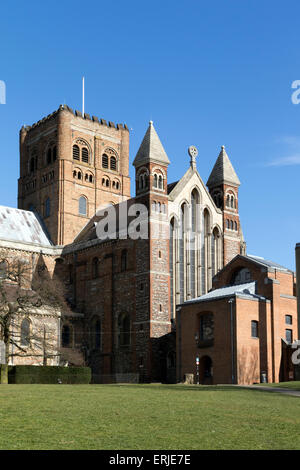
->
[0,206,52,246]
[246,255,291,273]
[207,146,240,188]
[182,281,263,305]
[167,181,179,194]
[133,121,170,167]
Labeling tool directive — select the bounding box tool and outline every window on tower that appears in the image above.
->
[73,145,80,161]
[102,154,109,169]
[110,156,117,171]
[81,147,89,163]
[44,197,50,218]
[79,196,87,216]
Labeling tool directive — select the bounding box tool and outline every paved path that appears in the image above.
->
[237,385,300,397]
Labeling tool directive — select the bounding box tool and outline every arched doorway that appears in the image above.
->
[199,355,213,384]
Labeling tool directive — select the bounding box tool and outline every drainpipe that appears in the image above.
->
[228,297,235,383]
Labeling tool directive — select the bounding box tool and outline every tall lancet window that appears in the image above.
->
[202,209,211,293]
[179,203,188,303]
[212,227,221,277]
[190,189,200,299]
[169,217,176,320]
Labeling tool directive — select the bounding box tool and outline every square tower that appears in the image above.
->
[18,105,130,245]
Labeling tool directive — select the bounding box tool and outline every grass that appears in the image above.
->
[257,381,300,391]
[0,383,300,450]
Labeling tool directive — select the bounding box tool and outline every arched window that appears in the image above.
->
[110,156,117,171]
[73,170,77,178]
[153,174,158,188]
[21,318,31,347]
[62,324,72,348]
[29,157,35,173]
[78,171,82,180]
[52,146,57,162]
[102,154,109,169]
[92,318,101,349]
[44,198,50,218]
[79,196,87,216]
[198,313,214,343]
[230,220,233,230]
[81,147,89,163]
[92,257,99,278]
[234,221,237,231]
[118,313,130,346]
[73,145,80,160]
[89,174,93,183]
[231,268,252,285]
[158,175,163,189]
[121,249,127,272]
[226,219,230,229]
[47,148,52,165]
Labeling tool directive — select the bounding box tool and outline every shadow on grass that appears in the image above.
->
[108,384,243,393]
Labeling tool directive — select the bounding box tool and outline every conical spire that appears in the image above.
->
[207,145,240,188]
[133,121,170,167]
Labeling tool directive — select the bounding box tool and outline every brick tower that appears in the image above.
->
[133,121,172,381]
[207,145,244,266]
[18,105,130,245]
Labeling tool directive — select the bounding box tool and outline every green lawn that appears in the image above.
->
[0,383,300,450]
[257,381,300,391]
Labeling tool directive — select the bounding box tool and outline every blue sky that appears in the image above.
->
[0,0,299,269]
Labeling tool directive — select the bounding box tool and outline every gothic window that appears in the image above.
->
[92,318,101,349]
[110,156,117,171]
[29,157,35,173]
[199,313,214,343]
[44,197,50,218]
[102,154,109,169]
[169,217,176,319]
[158,175,163,189]
[47,148,52,165]
[21,318,31,347]
[212,227,221,277]
[118,313,130,346]
[62,324,72,347]
[121,249,128,272]
[79,196,87,216]
[92,257,99,278]
[81,147,89,163]
[251,321,258,338]
[191,189,200,298]
[231,267,252,285]
[68,264,73,284]
[73,145,80,161]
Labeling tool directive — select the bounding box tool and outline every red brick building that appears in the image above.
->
[177,254,297,384]
[0,105,246,382]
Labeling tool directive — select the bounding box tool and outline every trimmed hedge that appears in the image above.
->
[1,365,91,384]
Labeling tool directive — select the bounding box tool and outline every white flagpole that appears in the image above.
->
[82,76,85,116]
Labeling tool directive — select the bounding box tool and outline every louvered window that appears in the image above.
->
[73,145,80,160]
[102,154,109,169]
[82,147,89,163]
[110,156,117,171]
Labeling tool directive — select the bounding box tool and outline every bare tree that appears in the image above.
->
[0,252,74,383]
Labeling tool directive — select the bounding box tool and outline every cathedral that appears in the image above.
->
[0,104,246,382]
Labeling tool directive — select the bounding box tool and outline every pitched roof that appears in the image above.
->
[207,146,240,188]
[182,281,265,305]
[246,255,291,273]
[133,121,170,167]
[0,206,52,246]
